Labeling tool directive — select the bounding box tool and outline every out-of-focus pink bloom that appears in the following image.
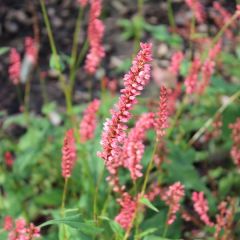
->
[229,118,240,167]
[79,99,100,143]
[84,0,105,74]
[78,0,88,7]
[198,40,222,94]
[147,182,162,201]
[168,83,182,115]
[9,48,21,85]
[184,57,201,94]
[122,112,155,180]
[155,86,169,140]
[25,37,38,64]
[198,59,215,94]
[8,218,40,240]
[168,51,184,76]
[192,192,213,226]
[213,2,233,26]
[62,129,77,178]
[4,151,14,167]
[214,200,234,239]
[161,182,185,225]
[115,193,137,230]
[98,43,152,176]
[209,40,222,60]
[185,0,205,23]
[4,216,13,231]
[181,211,191,222]
[26,223,41,239]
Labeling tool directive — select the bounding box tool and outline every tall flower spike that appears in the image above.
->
[4,216,13,231]
[62,129,77,178]
[155,86,169,140]
[9,48,21,85]
[122,112,155,180]
[198,40,222,94]
[79,99,100,143]
[115,193,137,230]
[84,0,105,74]
[25,37,38,64]
[185,0,205,23]
[161,182,185,225]
[168,51,184,76]
[229,118,240,167]
[184,57,201,94]
[98,42,152,175]
[192,192,213,226]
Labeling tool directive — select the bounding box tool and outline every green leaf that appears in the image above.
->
[49,54,64,71]
[0,47,10,55]
[39,215,103,236]
[140,197,159,212]
[99,216,124,239]
[137,228,158,238]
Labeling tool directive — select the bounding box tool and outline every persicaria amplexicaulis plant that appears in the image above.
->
[2,0,240,239]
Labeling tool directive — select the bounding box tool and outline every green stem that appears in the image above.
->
[61,178,69,240]
[167,0,175,30]
[23,78,31,121]
[189,90,240,145]
[167,95,188,139]
[93,167,105,221]
[61,178,69,216]
[69,7,84,91]
[76,39,89,68]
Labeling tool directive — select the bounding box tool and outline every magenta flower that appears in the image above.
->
[155,86,169,140]
[84,0,105,74]
[62,129,77,178]
[3,216,13,231]
[168,51,184,76]
[25,37,38,64]
[162,182,185,225]
[115,193,137,230]
[98,43,152,176]
[122,112,155,180]
[184,57,201,94]
[192,192,213,226]
[7,218,40,240]
[9,48,21,85]
[79,99,100,143]
[229,118,240,167]
[185,0,205,23]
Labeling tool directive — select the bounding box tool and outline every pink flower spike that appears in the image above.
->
[122,112,155,180]
[162,182,185,225]
[3,216,13,231]
[185,0,206,23]
[78,0,88,8]
[98,42,152,176]
[4,151,14,167]
[155,86,169,140]
[79,99,100,143]
[84,0,105,74]
[229,118,240,167]
[25,37,38,64]
[192,192,213,226]
[184,57,201,94]
[62,129,77,178]
[168,51,184,76]
[115,193,137,230]
[9,48,21,85]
